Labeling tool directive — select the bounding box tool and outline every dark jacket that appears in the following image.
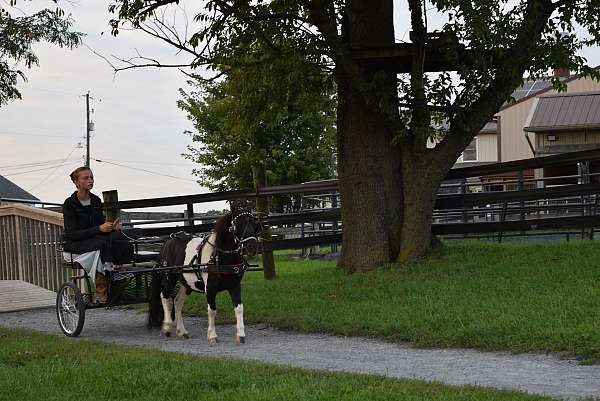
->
[62,192,105,243]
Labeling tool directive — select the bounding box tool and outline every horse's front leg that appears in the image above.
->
[206,283,218,345]
[229,284,245,344]
[174,287,189,338]
[160,294,173,337]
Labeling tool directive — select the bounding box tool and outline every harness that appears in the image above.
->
[182,236,250,295]
[193,235,249,277]
[165,213,256,296]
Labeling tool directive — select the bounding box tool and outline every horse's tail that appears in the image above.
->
[148,271,164,329]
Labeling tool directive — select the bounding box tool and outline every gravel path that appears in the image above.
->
[1,307,599,400]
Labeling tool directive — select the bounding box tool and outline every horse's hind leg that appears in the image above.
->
[228,284,245,344]
[160,295,174,337]
[206,284,218,344]
[174,287,189,338]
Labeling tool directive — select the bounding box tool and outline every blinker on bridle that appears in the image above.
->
[228,211,259,251]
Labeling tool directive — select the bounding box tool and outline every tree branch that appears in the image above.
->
[211,0,283,56]
[138,22,200,59]
[433,0,560,173]
[179,67,229,83]
[407,0,430,152]
[136,0,180,21]
[303,0,405,135]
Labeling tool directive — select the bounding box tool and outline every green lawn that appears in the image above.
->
[183,241,600,363]
[0,327,560,401]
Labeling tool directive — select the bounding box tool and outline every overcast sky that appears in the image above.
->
[0,1,216,212]
[1,1,599,213]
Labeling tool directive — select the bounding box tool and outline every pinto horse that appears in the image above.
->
[148,211,259,344]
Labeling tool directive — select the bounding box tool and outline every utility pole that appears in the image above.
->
[85,91,90,167]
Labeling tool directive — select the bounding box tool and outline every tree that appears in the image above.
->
[109,0,600,272]
[177,46,336,212]
[0,2,82,106]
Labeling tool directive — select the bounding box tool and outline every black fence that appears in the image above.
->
[5,148,600,250]
[106,148,600,248]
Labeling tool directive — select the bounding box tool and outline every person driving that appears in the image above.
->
[62,166,133,303]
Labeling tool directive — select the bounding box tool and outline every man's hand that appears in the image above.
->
[99,222,113,233]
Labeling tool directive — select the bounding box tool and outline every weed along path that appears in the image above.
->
[1,308,599,401]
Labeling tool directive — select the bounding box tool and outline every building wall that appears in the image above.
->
[536,130,600,148]
[498,76,600,161]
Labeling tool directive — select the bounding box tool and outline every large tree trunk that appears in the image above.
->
[398,154,445,262]
[337,0,402,272]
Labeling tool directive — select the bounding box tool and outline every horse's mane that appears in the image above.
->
[213,212,233,249]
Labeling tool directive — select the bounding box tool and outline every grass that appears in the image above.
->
[183,241,600,363]
[0,327,563,401]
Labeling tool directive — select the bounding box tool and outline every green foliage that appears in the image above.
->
[0,327,560,401]
[0,3,82,106]
[108,0,600,142]
[430,0,600,108]
[177,44,336,199]
[186,241,600,362]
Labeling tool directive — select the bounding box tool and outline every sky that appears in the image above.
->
[0,1,226,212]
[1,1,599,213]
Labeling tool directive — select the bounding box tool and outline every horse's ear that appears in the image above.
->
[228,198,255,215]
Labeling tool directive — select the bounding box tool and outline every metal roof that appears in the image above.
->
[500,73,582,110]
[0,175,39,201]
[480,120,497,134]
[524,91,600,132]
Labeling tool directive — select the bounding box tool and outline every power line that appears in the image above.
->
[2,160,81,177]
[96,157,193,166]
[92,158,196,182]
[0,158,82,170]
[28,146,82,191]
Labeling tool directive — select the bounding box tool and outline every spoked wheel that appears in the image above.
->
[56,282,85,337]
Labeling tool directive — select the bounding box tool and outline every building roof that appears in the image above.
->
[0,175,39,201]
[524,91,600,132]
[499,71,591,111]
[480,120,497,134]
[510,80,556,102]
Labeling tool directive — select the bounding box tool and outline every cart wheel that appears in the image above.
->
[56,282,85,337]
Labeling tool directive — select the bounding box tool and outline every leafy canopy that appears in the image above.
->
[0,1,82,106]
[109,0,600,140]
[178,42,336,196]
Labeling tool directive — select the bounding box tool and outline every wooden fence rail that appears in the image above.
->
[0,204,67,292]
[4,148,600,290]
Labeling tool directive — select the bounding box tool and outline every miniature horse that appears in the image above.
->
[148,211,259,344]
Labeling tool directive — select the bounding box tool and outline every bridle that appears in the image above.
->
[229,212,259,253]
[203,211,259,256]
[191,212,259,277]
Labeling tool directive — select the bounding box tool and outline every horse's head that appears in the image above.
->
[229,211,261,257]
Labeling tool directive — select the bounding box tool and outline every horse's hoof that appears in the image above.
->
[176,330,190,339]
[208,337,218,345]
[236,336,245,344]
[163,331,171,337]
